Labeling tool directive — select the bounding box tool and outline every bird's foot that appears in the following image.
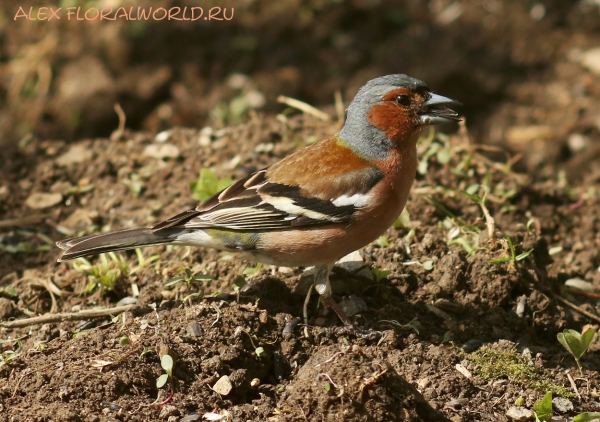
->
[317,323,382,339]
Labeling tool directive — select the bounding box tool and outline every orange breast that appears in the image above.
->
[256,143,418,267]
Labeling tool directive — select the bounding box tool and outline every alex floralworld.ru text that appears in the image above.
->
[14,6,234,21]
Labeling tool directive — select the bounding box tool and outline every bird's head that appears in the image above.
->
[340,74,460,160]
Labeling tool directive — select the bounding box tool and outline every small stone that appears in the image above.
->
[580,47,600,75]
[565,278,594,292]
[254,142,274,153]
[278,266,294,275]
[180,414,202,421]
[282,317,301,339]
[552,397,574,413]
[506,406,534,421]
[143,143,180,159]
[460,339,483,353]
[338,295,367,317]
[55,144,93,166]
[336,251,373,281]
[186,322,204,337]
[25,192,63,209]
[212,375,233,395]
[154,130,171,142]
[198,127,213,146]
[250,378,260,387]
[158,405,179,419]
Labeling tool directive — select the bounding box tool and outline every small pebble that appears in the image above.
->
[552,397,573,413]
[212,375,233,395]
[143,143,180,159]
[282,317,301,339]
[159,405,179,418]
[445,398,468,409]
[186,322,204,337]
[250,378,260,387]
[506,406,534,421]
[25,192,63,209]
[180,414,202,421]
[460,339,483,353]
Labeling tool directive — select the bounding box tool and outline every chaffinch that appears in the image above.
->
[57,74,460,331]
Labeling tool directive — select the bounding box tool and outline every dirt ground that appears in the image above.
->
[1,1,600,421]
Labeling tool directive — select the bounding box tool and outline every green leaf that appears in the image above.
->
[465,184,480,195]
[217,177,233,191]
[119,336,130,346]
[449,237,475,254]
[165,277,184,287]
[193,274,214,282]
[371,268,391,282]
[558,329,586,360]
[375,236,390,247]
[232,275,247,292]
[73,330,89,339]
[572,412,600,422]
[436,148,451,164]
[156,373,169,388]
[255,347,265,357]
[324,382,331,393]
[581,328,597,353]
[532,392,552,421]
[393,209,411,228]
[489,257,512,264]
[161,354,174,374]
[515,249,534,261]
[423,260,434,271]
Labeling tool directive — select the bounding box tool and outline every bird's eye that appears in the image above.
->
[395,95,411,106]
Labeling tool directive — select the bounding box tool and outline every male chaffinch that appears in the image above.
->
[57,74,460,331]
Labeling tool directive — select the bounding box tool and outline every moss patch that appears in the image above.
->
[466,346,573,397]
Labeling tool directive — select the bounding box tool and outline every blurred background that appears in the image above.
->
[1,0,599,178]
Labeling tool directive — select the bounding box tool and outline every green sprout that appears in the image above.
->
[122,172,144,197]
[232,275,247,302]
[73,252,129,294]
[156,354,174,389]
[572,412,600,422]
[190,168,233,202]
[374,235,390,247]
[371,267,391,282]
[242,262,263,276]
[533,392,552,421]
[393,209,411,228]
[165,268,214,306]
[557,327,596,375]
[489,235,533,268]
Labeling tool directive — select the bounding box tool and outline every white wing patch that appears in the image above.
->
[331,193,371,208]
[262,195,335,221]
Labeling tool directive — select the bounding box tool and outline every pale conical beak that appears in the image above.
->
[418,93,462,125]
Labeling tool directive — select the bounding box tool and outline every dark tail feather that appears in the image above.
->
[56,228,181,261]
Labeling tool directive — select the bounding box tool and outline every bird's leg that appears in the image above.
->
[313,263,353,327]
[314,263,382,339]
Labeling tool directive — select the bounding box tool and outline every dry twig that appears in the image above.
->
[0,304,136,328]
[277,95,330,121]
